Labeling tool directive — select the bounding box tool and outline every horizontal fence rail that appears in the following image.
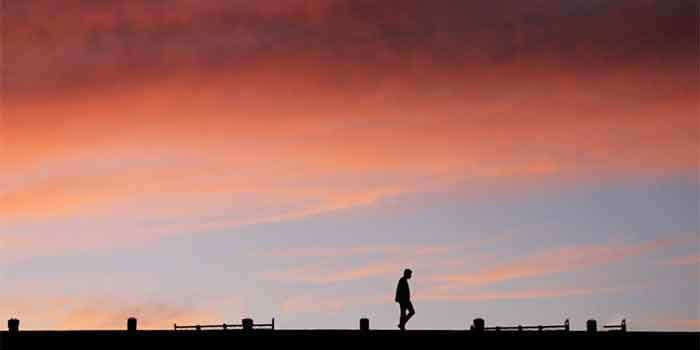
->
[174,318,274,331]
[603,319,626,332]
[485,319,570,332]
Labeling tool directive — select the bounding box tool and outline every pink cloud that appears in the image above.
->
[260,261,403,285]
[431,236,688,287]
[418,286,625,302]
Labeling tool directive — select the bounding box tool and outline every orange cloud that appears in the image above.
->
[1,2,696,264]
[0,296,229,330]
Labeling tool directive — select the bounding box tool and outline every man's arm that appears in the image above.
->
[395,280,401,302]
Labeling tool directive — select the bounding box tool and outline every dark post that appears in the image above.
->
[472,318,485,332]
[8,319,19,333]
[360,318,370,332]
[127,317,137,332]
[565,319,570,331]
[621,319,627,332]
[587,319,597,333]
[242,318,254,331]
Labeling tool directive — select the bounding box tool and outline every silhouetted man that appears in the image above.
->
[395,268,415,330]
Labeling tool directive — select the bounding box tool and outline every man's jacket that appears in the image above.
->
[395,277,410,303]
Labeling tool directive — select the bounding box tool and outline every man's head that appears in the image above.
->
[403,268,413,279]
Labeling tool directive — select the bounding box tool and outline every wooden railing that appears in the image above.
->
[603,319,626,332]
[485,319,570,332]
[174,318,274,331]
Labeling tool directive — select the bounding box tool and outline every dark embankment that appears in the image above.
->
[2,330,699,350]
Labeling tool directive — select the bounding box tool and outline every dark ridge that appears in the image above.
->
[2,329,699,350]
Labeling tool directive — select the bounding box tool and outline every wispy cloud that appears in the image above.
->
[418,286,625,302]
[430,236,688,287]
[260,261,404,285]
[0,295,231,330]
[660,255,700,267]
[641,318,700,331]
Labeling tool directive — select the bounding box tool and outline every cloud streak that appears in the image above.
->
[431,237,686,287]
[0,295,228,330]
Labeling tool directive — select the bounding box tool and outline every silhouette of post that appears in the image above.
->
[360,318,370,332]
[621,319,627,332]
[587,319,597,333]
[472,318,485,332]
[8,319,19,333]
[242,318,253,331]
[127,317,137,332]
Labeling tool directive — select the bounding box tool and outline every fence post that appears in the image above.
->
[127,317,137,332]
[8,319,19,333]
[359,318,370,332]
[242,318,253,331]
[587,319,597,333]
[472,318,485,332]
[565,319,570,331]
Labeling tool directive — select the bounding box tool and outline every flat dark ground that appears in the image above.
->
[2,330,699,350]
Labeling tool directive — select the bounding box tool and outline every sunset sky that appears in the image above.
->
[1,0,698,331]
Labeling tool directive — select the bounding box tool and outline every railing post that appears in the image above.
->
[472,318,485,332]
[272,318,275,330]
[242,318,253,331]
[565,319,570,331]
[587,319,597,333]
[8,319,19,333]
[127,317,137,332]
[360,318,370,332]
[621,319,627,332]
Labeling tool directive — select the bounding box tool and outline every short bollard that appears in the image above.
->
[8,319,19,333]
[127,317,137,332]
[242,318,254,331]
[360,318,370,332]
[472,318,485,332]
[587,319,597,333]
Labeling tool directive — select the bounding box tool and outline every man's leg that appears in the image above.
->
[404,301,415,326]
[398,303,407,330]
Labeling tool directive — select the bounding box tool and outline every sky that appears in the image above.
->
[1,0,698,331]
